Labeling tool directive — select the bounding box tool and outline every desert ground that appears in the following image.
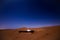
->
[0,25,60,40]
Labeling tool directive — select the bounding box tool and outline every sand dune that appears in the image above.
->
[0,26,60,40]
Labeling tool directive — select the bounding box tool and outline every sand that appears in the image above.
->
[0,26,60,40]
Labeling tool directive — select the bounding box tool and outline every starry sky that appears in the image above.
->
[0,0,60,29]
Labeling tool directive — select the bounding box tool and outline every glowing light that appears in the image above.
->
[27,29,31,31]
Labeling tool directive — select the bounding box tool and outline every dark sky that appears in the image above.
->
[0,0,60,29]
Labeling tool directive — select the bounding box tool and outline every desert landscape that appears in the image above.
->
[0,25,60,40]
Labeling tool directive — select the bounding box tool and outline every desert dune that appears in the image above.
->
[0,26,60,40]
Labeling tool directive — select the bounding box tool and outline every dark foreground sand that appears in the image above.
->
[0,26,60,40]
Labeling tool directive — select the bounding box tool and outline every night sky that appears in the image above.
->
[0,0,60,29]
